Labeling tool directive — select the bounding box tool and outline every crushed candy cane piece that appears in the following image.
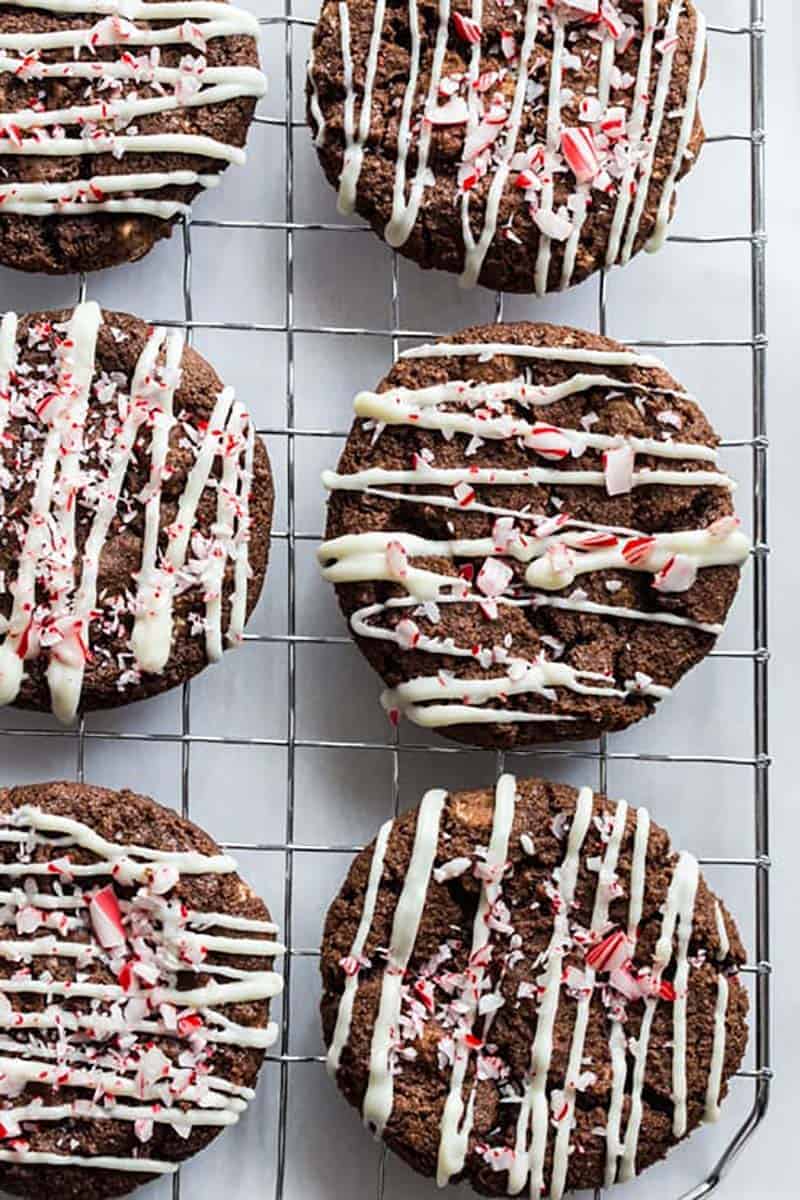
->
[433,856,472,884]
[561,127,600,184]
[586,929,631,973]
[652,554,698,593]
[453,12,482,43]
[88,885,126,949]
[603,443,635,495]
[477,557,514,598]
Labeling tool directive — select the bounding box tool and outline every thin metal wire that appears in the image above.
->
[274,4,297,1196]
[0,6,767,1200]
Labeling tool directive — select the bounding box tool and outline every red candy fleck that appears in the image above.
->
[585,929,630,974]
[560,127,600,184]
[622,536,657,566]
[452,12,482,44]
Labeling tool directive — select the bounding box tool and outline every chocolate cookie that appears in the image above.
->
[0,779,283,1199]
[0,0,265,274]
[321,773,748,1197]
[0,301,273,722]
[318,321,749,748]
[307,0,707,294]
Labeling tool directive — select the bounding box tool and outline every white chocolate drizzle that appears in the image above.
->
[509,785,593,1195]
[318,1,705,291]
[307,48,326,147]
[329,777,740,1195]
[618,851,699,1180]
[618,0,682,266]
[0,304,258,722]
[384,0,450,246]
[362,788,446,1135]
[0,0,266,218]
[327,817,393,1076]
[353,386,719,463]
[604,805,650,1186]
[320,337,750,731]
[705,899,730,1122]
[0,801,283,1174]
[437,774,517,1184]
[648,10,708,254]
[550,799,627,1198]
[460,0,542,289]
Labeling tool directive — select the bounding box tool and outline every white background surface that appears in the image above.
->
[0,1,795,1197]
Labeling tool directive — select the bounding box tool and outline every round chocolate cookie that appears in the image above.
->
[307,0,707,294]
[321,773,748,1197]
[0,0,265,274]
[318,321,749,748]
[0,301,273,722]
[0,779,283,1199]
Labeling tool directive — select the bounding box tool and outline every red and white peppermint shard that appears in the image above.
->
[88,884,126,950]
[603,443,634,495]
[452,12,482,44]
[560,127,600,185]
[601,106,627,140]
[609,962,646,1001]
[477,557,514,598]
[525,423,572,461]
[500,29,517,60]
[600,0,626,40]
[652,553,698,593]
[586,929,630,973]
[546,541,576,578]
[622,536,657,566]
[574,530,618,550]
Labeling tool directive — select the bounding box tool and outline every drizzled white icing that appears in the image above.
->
[437,774,516,1185]
[0,303,257,722]
[460,0,542,289]
[307,48,326,147]
[362,788,446,1135]
[319,336,750,732]
[0,0,266,218]
[550,799,627,1198]
[354,385,719,462]
[327,817,392,1076]
[321,529,747,595]
[648,9,708,254]
[509,786,593,1194]
[0,801,282,1173]
[605,0,658,266]
[617,0,682,266]
[328,777,739,1195]
[618,851,699,1181]
[399,341,664,368]
[705,899,730,1122]
[384,0,450,247]
[315,1,705,291]
[605,805,650,1186]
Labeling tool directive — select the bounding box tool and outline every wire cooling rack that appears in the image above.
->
[0,1,770,1198]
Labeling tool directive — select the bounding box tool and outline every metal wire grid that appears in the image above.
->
[0,0,771,1198]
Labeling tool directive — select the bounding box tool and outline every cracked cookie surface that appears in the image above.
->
[0,303,273,720]
[0,779,282,1199]
[308,0,707,293]
[319,320,748,749]
[320,774,748,1197]
[0,0,264,274]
